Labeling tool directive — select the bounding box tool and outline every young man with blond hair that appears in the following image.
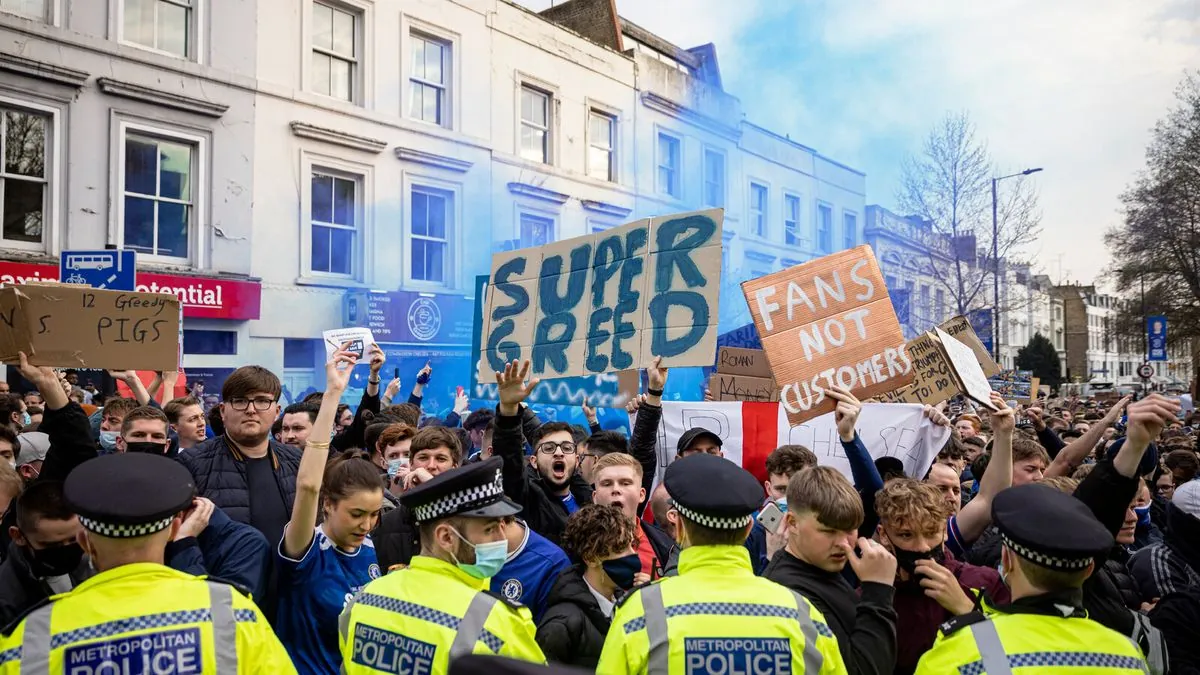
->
[590,452,677,579]
[765,466,897,675]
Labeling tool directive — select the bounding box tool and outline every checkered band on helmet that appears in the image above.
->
[670,500,752,530]
[412,469,505,523]
[78,514,175,539]
[1002,534,1093,571]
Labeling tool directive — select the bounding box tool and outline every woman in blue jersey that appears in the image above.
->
[277,345,384,674]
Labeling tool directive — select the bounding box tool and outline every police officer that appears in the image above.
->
[916,483,1151,674]
[339,457,545,673]
[597,453,847,674]
[0,452,294,674]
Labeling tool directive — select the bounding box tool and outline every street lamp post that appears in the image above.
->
[992,167,1043,363]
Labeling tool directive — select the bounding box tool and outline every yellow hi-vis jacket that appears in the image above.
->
[597,545,848,675]
[338,555,545,674]
[0,562,295,675]
[915,607,1150,675]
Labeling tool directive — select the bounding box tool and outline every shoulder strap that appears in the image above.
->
[449,592,499,658]
[967,619,1013,675]
[786,590,825,675]
[14,601,52,672]
[639,583,669,675]
[205,581,240,674]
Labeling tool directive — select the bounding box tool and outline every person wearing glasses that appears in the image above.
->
[493,360,594,545]
[179,366,300,559]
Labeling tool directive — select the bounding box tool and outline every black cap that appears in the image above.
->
[992,483,1113,572]
[64,453,195,539]
[664,453,761,529]
[676,427,722,454]
[401,457,521,523]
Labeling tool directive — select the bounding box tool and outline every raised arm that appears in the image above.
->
[108,370,151,406]
[1046,396,1130,478]
[827,387,884,536]
[631,358,668,514]
[953,393,1013,542]
[18,353,93,483]
[494,360,542,507]
[332,344,383,452]
[282,345,355,559]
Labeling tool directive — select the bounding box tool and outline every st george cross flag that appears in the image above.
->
[647,401,951,488]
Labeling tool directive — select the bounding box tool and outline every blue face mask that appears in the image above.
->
[387,458,406,478]
[1134,505,1152,526]
[775,498,787,512]
[450,527,508,580]
[20,412,30,426]
[98,431,119,452]
[601,553,642,591]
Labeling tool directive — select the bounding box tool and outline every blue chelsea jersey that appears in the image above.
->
[277,524,381,675]
[490,520,571,623]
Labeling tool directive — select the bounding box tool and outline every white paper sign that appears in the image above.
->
[323,327,376,360]
[934,327,996,410]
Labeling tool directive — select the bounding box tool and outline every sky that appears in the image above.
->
[519,0,1200,290]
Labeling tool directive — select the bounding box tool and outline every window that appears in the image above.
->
[123,0,191,57]
[885,275,898,290]
[1,0,47,20]
[284,338,320,369]
[123,133,194,260]
[844,212,857,249]
[409,32,448,126]
[520,86,551,164]
[657,133,680,198]
[817,203,833,253]
[749,183,767,238]
[312,1,358,101]
[411,186,451,284]
[0,106,48,249]
[919,285,930,322]
[703,148,724,207]
[784,194,801,246]
[183,329,237,355]
[587,110,615,181]
[935,289,945,322]
[309,170,359,276]
[520,213,553,248]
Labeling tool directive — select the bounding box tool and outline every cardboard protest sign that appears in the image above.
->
[18,284,181,371]
[323,327,376,360]
[715,346,773,378]
[988,369,1034,400]
[709,373,779,402]
[934,327,996,410]
[939,315,1001,377]
[478,208,722,381]
[741,245,913,426]
[901,332,963,405]
[0,287,33,362]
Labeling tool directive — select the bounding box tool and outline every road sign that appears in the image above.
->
[1138,363,1155,380]
[59,250,136,290]
[1147,315,1168,362]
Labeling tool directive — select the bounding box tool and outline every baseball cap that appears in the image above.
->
[1173,479,1200,519]
[676,427,722,455]
[16,432,49,467]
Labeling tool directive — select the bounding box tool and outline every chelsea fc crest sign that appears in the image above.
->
[407,297,441,341]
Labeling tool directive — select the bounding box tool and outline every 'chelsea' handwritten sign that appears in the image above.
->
[479,208,723,380]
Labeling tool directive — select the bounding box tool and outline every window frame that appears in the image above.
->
[307,168,362,279]
[518,210,556,249]
[307,0,368,105]
[0,95,60,255]
[585,108,616,182]
[816,201,834,254]
[783,192,801,247]
[1,0,55,23]
[115,0,201,62]
[747,181,768,239]
[299,150,372,284]
[518,82,554,165]
[656,130,682,199]
[407,28,452,128]
[404,174,460,290]
[115,120,206,267]
[702,146,725,208]
[843,210,858,249]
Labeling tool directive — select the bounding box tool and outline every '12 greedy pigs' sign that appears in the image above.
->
[742,245,913,426]
[479,208,723,380]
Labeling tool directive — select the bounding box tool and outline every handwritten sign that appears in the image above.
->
[742,246,913,426]
[934,327,995,410]
[18,284,181,371]
[0,288,33,362]
[478,208,722,380]
[710,373,779,402]
[715,346,773,378]
[902,332,962,405]
[940,315,1000,377]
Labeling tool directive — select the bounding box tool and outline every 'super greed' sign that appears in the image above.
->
[479,208,722,379]
[742,246,912,426]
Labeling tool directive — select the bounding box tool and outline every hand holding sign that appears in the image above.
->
[826,387,863,443]
[326,342,359,393]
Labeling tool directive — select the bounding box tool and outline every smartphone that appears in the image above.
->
[393,367,399,379]
[757,502,785,534]
[456,385,465,397]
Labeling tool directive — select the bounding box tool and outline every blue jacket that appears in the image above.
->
[164,506,271,602]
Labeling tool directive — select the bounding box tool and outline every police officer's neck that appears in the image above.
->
[88,538,167,573]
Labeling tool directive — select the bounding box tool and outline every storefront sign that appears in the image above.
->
[355,290,475,345]
[0,261,261,320]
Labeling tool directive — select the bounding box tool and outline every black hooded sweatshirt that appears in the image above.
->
[535,565,611,669]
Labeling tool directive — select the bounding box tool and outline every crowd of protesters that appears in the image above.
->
[0,341,1197,674]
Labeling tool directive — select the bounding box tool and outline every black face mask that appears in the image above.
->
[125,441,169,455]
[601,553,642,591]
[25,542,85,578]
[891,542,946,575]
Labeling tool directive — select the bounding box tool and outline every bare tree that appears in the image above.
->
[897,111,1042,317]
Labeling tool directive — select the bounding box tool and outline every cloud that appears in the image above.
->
[517,0,1200,287]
